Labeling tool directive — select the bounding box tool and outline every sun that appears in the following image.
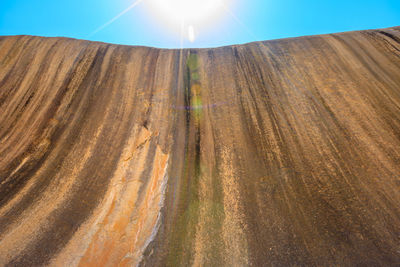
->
[145,0,231,43]
[148,0,224,22]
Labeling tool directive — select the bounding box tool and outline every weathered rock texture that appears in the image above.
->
[1,26,400,266]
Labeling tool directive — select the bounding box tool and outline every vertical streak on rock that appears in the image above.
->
[138,48,187,267]
[219,147,249,266]
[163,50,202,266]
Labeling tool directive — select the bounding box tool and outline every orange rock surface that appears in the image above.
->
[1,27,400,266]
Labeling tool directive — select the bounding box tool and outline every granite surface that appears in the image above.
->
[1,27,400,266]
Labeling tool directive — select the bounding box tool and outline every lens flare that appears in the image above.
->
[188,25,196,42]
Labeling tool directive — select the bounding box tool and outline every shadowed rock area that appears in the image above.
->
[1,26,400,266]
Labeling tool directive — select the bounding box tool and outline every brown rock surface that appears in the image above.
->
[1,26,400,266]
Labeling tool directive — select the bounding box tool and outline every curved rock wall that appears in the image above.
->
[1,27,400,266]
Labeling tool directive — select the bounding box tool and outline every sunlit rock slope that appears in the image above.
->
[1,26,400,266]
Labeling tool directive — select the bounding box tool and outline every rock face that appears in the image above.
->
[1,26,400,266]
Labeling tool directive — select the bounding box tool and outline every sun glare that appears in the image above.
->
[149,0,224,21]
[145,0,231,43]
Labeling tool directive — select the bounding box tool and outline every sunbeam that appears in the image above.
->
[221,3,258,40]
[88,0,145,37]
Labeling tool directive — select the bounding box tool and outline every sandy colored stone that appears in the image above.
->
[1,27,400,266]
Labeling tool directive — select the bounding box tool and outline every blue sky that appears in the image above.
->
[1,0,400,48]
